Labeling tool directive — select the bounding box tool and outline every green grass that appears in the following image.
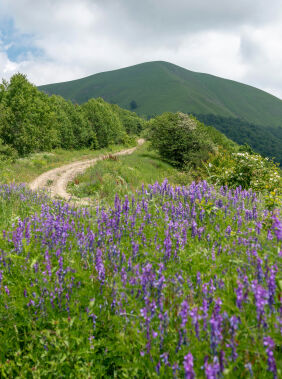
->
[39,61,282,127]
[0,143,133,184]
[68,142,191,205]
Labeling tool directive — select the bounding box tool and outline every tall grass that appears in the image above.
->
[68,142,190,204]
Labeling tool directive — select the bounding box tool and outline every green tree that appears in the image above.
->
[0,74,59,155]
[148,112,216,168]
[81,98,125,148]
[129,100,137,110]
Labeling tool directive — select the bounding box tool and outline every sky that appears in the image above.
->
[1,0,282,98]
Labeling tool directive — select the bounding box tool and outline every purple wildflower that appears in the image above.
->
[204,356,220,379]
[183,352,195,379]
[272,216,282,241]
[263,337,277,379]
[251,280,268,327]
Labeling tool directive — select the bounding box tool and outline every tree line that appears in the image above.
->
[0,74,145,160]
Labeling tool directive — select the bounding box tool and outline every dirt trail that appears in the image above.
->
[29,139,144,206]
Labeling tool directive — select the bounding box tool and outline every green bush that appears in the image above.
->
[148,112,216,168]
[204,148,281,192]
[0,138,18,162]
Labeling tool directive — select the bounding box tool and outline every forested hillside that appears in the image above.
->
[195,114,282,165]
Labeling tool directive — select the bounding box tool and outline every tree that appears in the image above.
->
[148,112,216,168]
[129,100,137,110]
[0,74,59,155]
[81,98,125,148]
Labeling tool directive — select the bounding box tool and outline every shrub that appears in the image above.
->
[0,138,18,162]
[148,112,216,168]
[204,148,281,192]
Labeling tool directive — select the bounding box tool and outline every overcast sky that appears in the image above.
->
[1,0,282,98]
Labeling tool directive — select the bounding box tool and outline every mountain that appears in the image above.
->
[39,61,282,127]
[39,61,282,164]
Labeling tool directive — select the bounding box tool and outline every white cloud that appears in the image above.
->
[0,0,282,99]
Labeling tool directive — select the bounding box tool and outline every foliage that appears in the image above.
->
[110,103,145,135]
[0,74,144,157]
[196,113,282,166]
[0,138,18,162]
[203,148,281,193]
[81,98,127,148]
[148,112,218,168]
[0,181,281,377]
[0,74,59,155]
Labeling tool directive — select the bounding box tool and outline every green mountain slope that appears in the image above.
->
[39,61,282,127]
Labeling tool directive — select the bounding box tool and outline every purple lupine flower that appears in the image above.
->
[225,225,231,236]
[180,300,189,328]
[204,356,220,379]
[209,299,223,355]
[263,336,277,379]
[155,361,161,375]
[255,221,262,234]
[189,307,200,339]
[251,280,268,327]
[229,316,240,361]
[272,216,282,241]
[163,229,172,260]
[256,257,264,283]
[95,248,105,285]
[219,350,226,374]
[201,298,209,331]
[160,352,170,366]
[267,229,273,241]
[267,265,277,310]
[210,315,223,355]
[183,352,195,379]
[172,362,179,378]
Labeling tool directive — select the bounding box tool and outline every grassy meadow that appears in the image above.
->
[68,142,190,205]
[0,177,281,378]
[0,74,281,378]
[0,143,134,185]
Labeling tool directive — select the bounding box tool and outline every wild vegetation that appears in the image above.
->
[195,114,282,166]
[0,74,143,159]
[0,73,281,378]
[68,142,189,205]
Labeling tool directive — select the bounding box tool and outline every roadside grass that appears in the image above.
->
[0,143,135,184]
[68,142,191,204]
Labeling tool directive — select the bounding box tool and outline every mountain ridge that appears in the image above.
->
[38,60,282,127]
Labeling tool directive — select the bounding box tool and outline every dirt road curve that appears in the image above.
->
[29,139,144,205]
